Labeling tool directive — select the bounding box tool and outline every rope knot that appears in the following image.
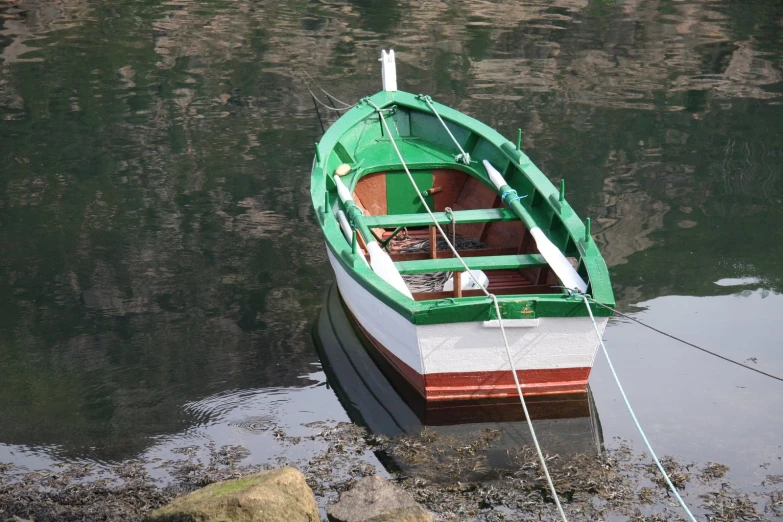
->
[344,205,364,230]
[500,189,527,205]
[454,152,471,165]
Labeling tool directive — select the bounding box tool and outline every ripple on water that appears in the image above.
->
[182,388,283,427]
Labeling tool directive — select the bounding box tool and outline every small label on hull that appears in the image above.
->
[482,319,540,328]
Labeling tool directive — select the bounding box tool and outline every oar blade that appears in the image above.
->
[367,243,413,298]
[333,175,413,299]
[530,228,587,293]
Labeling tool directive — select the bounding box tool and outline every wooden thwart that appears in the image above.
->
[412,283,556,301]
[364,208,517,228]
[390,247,517,262]
[394,253,548,275]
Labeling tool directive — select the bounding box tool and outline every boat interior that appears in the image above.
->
[349,168,584,301]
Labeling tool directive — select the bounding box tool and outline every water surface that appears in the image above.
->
[1,0,782,491]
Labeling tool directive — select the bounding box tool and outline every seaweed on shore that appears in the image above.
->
[0,423,779,522]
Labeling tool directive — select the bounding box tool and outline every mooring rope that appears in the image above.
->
[299,74,357,112]
[302,70,354,108]
[365,97,569,522]
[585,297,783,383]
[418,95,471,165]
[580,293,698,522]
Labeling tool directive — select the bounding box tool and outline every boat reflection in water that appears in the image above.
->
[313,284,604,470]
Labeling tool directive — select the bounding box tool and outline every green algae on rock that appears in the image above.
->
[147,467,318,522]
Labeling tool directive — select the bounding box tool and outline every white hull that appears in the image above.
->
[327,247,608,400]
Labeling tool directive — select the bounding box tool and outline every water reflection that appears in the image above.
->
[313,284,604,463]
[0,0,781,488]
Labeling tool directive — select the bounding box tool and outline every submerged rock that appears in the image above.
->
[147,467,318,522]
[327,475,433,522]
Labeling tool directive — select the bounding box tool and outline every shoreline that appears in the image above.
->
[1,422,780,521]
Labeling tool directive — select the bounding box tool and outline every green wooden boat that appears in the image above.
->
[311,50,615,402]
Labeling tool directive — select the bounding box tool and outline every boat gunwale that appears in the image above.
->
[311,90,614,325]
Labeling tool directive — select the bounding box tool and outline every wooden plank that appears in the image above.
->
[395,254,547,275]
[432,169,469,212]
[454,271,462,298]
[390,247,517,262]
[364,208,516,228]
[411,284,557,301]
[428,226,437,259]
[456,176,498,242]
[354,172,388,216]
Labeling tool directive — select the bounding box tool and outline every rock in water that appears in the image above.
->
[327,476,433,522]
[147,467,319,522]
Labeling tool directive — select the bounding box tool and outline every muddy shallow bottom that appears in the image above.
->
[2,422,782,521]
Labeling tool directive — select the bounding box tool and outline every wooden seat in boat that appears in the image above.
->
[364,208,517,228]
[394,254,547,274]
[349,167,567,299]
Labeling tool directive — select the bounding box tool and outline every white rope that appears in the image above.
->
[302,71,355,108]
[366,98,569,522]
[581,295,698,522]
[419,95,471,164]
[309,88,357,112]
[300,74,357,112]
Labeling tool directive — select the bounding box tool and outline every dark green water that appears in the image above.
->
[1,0,782,486]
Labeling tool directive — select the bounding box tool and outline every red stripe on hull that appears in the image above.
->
[349,310,591,402]
[351,319,427,397]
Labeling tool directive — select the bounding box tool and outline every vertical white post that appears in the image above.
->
[381,49,397,92]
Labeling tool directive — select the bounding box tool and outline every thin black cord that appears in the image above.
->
[586,297,783,383]
[311,94,325,134]
[302,70,353,108]
[296,72,356,111]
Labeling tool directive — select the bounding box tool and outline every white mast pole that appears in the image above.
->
[380,49,397,92]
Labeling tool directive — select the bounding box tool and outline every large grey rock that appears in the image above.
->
[327,476,433,522]
[147,467,319,522]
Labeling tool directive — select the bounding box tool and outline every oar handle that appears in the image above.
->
[335,175,353,204]
[482,160,534,228]
[334,176,377,244]
[483,160,588,293]
[333,176,413,298]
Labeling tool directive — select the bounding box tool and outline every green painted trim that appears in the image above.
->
[395,254,547,275]
[365,208,516,228]
[311,90,615,326]
[386,170,434,214]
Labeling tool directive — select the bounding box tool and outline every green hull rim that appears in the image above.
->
[311,90,614,326]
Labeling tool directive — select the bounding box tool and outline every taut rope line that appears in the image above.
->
[580,293,698,522]
[418,95,471,165]
[299,73,357,112]
[364,97,569,522]
[586,297,783,383]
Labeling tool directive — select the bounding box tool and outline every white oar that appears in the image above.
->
[483,160,588,293]
[334,176,413,299]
